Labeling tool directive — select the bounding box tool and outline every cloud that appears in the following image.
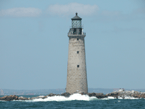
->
[47,3,98,16]
[94,10,123,21]
[96,8,145,21]
[0,8,41,17]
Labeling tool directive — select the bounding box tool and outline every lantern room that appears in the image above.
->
[71,13,82,28]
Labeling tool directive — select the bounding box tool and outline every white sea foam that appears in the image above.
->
[38,95,45,98]
[122,96,139,99]
[26,93,97,102]
[100,96,139,100]
[0,100,7,102]
[103,96,139,100]
[15,93,140,102]
[102,96,115,100]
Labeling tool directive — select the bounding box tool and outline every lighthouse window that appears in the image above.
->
[77,65,79,68]
[77,38,79,40]
[77,51,79,54]
[74,28,76,33]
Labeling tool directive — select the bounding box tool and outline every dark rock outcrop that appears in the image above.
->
[0,95,19,101]
[79,92,87,95]
[2,90,145,101]
[140,94,145,98]
[18,96,28,100]
[88,93,96,97]
[61,92,70,97]
[132,93,145,98]
[30,96,47,100]
[87,93,107,99]
[106,92,119,99]
[96,93,107,99]
[48,93,56,97]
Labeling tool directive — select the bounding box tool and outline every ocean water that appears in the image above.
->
[0,93,145,109]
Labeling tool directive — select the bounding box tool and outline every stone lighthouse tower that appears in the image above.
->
[66,13,88,94]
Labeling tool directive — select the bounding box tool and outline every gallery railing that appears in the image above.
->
[68,32,86,36]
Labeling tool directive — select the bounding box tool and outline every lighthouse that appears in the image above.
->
[66,13,88,94]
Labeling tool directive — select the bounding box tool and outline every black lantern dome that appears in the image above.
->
[71,13,82,20]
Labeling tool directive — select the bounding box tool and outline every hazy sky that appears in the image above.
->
[0,0,145,90]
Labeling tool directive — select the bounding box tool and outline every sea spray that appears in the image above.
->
[23,93,139,102]
[31,93,97,102]
[1,90,142,102]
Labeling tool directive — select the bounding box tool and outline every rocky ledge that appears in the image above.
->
[87,90,145,99]
[0,95,29,101]
[1,90,145,101]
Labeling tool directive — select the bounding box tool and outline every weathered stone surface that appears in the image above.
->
[61,92,70,97]
[132,93,145,98]
[79,92,87,95]
[88,93,96,97]
[140,94,145,98]
[0,95,18,101]
[87,93,107,99]
[66,18,88,94]
[48,93,56,97]
[30,96,47,100]
[42,96,47,99]
[96,93,107,99]
[18,96,28,100]
[2,90,145,101]
[106,92,119,98]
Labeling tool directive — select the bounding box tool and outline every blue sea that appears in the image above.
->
[0,94,145,109]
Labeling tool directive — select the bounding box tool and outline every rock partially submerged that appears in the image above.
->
[0,95,28,101]
[106,92,119,99]
[88,93,107,98]
[87,90,145,99]
[1,90,145,101]
[30,96,47,100]
[0,95,18,101]
[18,96,29,100]
[47,92,71,97]
[48,93,56,97]
[106,90,145,99]
[61,92,71,97]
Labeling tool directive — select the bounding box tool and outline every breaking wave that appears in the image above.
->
[17,93,139,102]
[27,93,97,102]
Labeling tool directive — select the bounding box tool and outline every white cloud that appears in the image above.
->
[98,8,145,21]
[0,8,41,17]
[47,3,98,16]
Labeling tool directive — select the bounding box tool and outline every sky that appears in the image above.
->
[0,0,145,90]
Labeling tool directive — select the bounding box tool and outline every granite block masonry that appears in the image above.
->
[66,13,88,94]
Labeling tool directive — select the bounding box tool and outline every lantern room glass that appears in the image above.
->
[72,20,81,28]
